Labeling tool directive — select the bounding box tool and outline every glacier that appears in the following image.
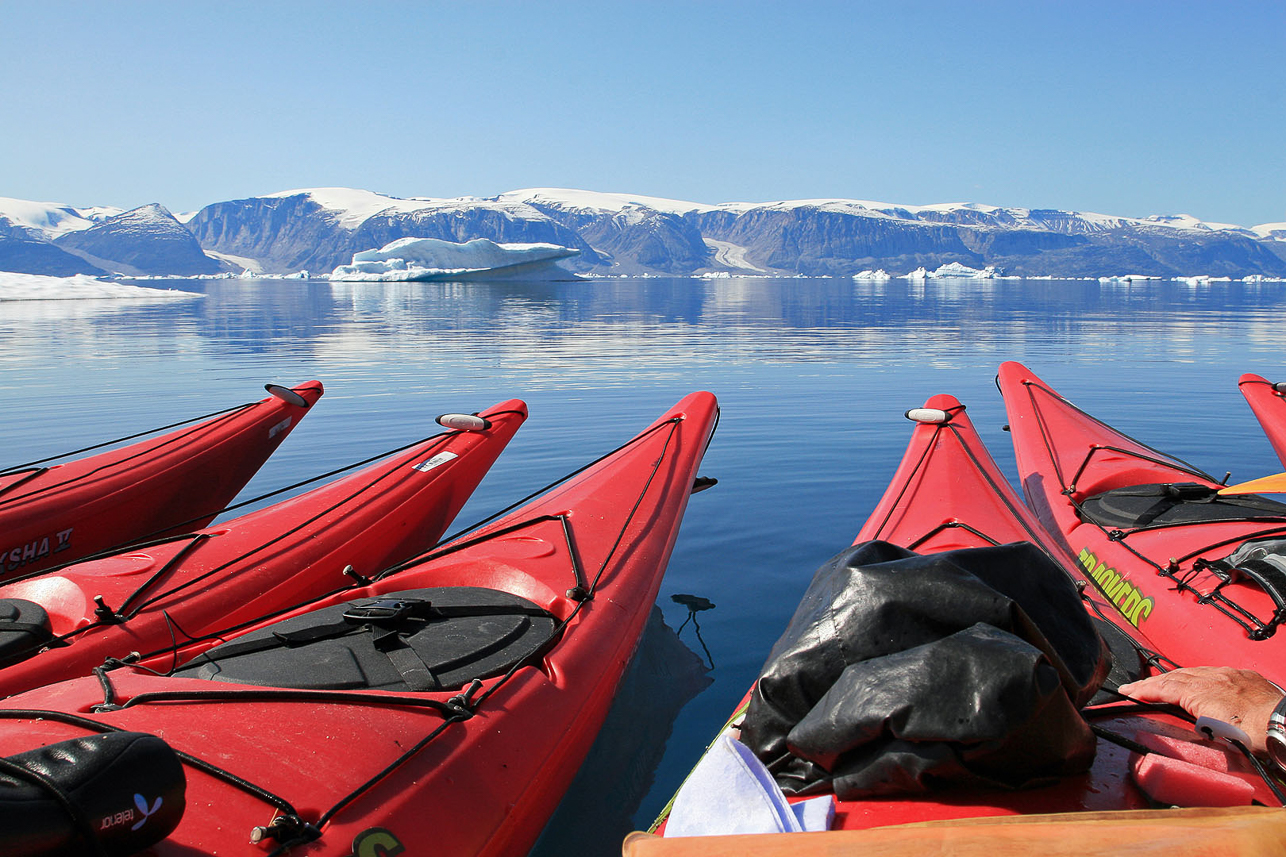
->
[328,237,581,282]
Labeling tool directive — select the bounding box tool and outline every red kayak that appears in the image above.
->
[998,361,1286,687]
[0,391,718,857]
[0,399,526,698]
[649,395,1280,847]
[1240,373,1286,468]
[0,382,323,580]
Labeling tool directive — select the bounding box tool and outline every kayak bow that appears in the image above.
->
[998,361,1286,685]
[1239,373,1286,468]
[0,382,323,580]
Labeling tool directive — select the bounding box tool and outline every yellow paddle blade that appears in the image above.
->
[1218,472,1286,495]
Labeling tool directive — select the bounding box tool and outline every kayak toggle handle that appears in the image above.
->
[264,384,311,408]
[905,408,952,424]
[437,413,492,431]
[342,564,372,586]
[93,595,124,624]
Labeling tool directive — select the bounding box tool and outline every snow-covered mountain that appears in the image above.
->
[55,204,221,276]
[3,189,1284,278]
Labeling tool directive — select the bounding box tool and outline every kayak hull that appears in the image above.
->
[1240,373,1286,468]
[998,361,1286,685]
[0,381,323,580]
[0,391,718,857]
[0,399,527,697]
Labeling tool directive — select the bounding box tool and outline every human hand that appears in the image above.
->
[1118,666,1283,755]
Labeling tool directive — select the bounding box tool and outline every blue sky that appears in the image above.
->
[3,1,1282,225]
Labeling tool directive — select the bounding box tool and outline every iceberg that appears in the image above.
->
[928,262,1006,279]
[328,237,580,282]
[852,269,892,281]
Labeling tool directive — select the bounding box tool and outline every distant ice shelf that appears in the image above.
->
[328,237,581,282]
[0,272,203,302]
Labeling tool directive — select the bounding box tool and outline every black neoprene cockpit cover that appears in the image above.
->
[1079,482,1286,530]
[0,598,54,664]
[177,587,559,692]
[738,541,1108,799]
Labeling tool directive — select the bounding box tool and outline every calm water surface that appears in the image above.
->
[2,275,1284,852]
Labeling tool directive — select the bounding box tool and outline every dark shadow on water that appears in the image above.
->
[529,606,713,857]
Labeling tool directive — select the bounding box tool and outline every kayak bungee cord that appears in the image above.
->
[7,406,713,853]
[1018,377,1286,640]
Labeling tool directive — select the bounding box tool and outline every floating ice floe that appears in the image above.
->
[1098,274,1163,283]
[328,237,580,282]
[0,272,203,302]
[852,269,892,281]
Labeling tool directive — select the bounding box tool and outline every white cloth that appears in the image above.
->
[665,734,835,837]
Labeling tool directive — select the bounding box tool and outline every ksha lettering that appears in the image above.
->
[4,527,73,572]
[1078,547,1154,627]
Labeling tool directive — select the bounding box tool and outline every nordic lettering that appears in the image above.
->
[1079,547,1154,627]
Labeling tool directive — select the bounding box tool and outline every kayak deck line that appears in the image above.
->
[1013,373,1286,642]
